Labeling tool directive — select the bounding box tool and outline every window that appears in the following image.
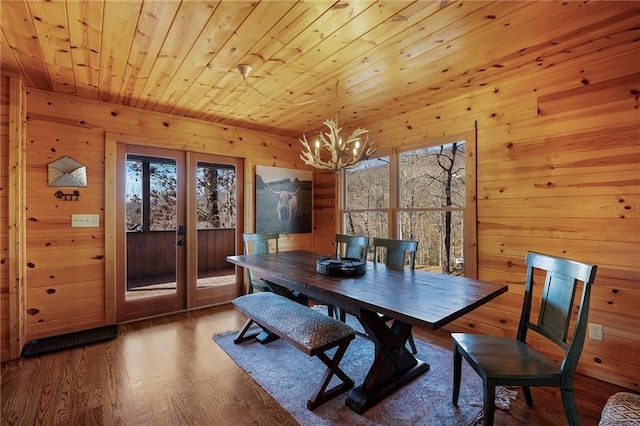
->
[344,155,390,238]
[341,136,474,275]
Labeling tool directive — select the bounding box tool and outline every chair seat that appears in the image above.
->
[452,333,561,382]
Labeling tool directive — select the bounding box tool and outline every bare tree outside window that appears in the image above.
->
[345,157,389,238]
[126,158,237,233]
[149,162,177,231]
[400,142,465,273]
[196,163,236,229]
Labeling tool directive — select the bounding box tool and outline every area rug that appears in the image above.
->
[214,324,508,426]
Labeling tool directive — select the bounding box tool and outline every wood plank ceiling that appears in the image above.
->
[1,1,637,138]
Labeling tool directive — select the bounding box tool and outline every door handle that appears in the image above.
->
[175,226,186,247]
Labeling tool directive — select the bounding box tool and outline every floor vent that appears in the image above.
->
[21,325,119,357]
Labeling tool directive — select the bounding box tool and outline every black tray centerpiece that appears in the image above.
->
[316,255,367,277]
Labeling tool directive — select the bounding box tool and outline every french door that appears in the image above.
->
[115,144,242,322]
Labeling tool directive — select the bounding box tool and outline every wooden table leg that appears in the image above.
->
[345,309,430,414]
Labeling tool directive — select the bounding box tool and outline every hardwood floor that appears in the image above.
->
[126,268,235,301]
[1,305,625,425]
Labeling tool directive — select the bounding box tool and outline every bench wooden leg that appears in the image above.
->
[234,318,280,344]
[307,339,355,410]
[233,319,259,343]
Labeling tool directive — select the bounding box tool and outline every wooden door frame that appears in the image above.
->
[114,143,186,322]
[105,133,243,323]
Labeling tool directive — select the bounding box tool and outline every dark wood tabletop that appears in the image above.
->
[227,250,508,330]
[227,250,508,414]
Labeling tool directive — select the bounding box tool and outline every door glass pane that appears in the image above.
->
[125,159,143,232]
[125,155,178,300]
[195,162,236,289]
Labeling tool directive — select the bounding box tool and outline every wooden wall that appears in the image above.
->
[1,74,10,360]
[25,117,106,339]
[10,88,311,350]
[323,32,638,390]
[1,72,27,361]
[311,169,339,254]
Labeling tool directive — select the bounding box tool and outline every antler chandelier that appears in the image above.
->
[237,64,376,171]
[299,118,376,172]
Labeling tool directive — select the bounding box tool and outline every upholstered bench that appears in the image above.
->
[599,392,640,425]
[232,292,356,409]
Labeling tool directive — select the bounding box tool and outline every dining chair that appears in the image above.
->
[328,234,370,321]
[372,237,418,269]
[371,236,419,354]
[451,251,598,426]
[242,231,308,302]
[335,233,370,261]
[242,231,280,294]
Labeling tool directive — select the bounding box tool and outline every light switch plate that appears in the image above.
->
[71,214,99,227]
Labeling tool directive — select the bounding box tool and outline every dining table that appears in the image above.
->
[226,250,508,414]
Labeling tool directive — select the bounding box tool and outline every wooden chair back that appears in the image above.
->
[371,237,418,269]
[242,232,279,293]
[518,251,598,374]
[243,231,279,255]
[335,234,370,261]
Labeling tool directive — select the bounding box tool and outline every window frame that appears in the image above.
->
[339,131,477,277]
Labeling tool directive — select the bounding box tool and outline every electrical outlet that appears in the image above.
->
[71,214,99,228]
[589,323,603,341]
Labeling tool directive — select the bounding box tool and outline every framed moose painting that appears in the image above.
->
[255,166,312,234]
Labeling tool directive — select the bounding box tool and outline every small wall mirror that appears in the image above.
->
[48,156,87,187]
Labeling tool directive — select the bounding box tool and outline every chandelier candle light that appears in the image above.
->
[299,118,376,172]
